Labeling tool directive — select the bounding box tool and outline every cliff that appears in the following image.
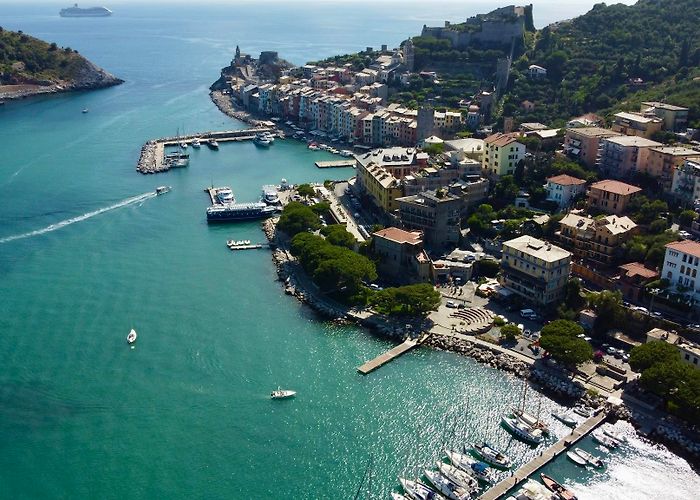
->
[0,28,123,100]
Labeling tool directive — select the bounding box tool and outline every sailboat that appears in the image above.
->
[126,328,137,344]
[512,380,550,434]
[168,128,189,168]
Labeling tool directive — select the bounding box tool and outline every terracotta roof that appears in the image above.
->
[590,180,642,196]
[665,240,700,259]
[619,262,659,279]
[373,227,422,245]
[484,132,521,148]
[547,174,586,186]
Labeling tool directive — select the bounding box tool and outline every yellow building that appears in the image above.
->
[482,132,525,177]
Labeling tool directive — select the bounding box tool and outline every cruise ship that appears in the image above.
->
[60,4,112,17]
[206,202,277,222]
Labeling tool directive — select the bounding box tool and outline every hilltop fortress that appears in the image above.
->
[420,5,534,49]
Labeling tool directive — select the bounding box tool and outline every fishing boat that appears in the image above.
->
[445,450,495,484]
[592,430,619,449]
[126,328,137,344]
[552,411,577,427]
[471,442,511,469]
[155,186,171,195]
[566,450,587,467]
[502,416,544,445]
[399,478,442,500]
[540,473,577,500]
[424,469,470,500]
[270,387,296,399]
[573,448,604,468]
[191,138,201,148]
[436,462,478,492]
[602,426,627,444]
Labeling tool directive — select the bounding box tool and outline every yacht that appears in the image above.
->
[214,187,235,205]
[436,462,478,492]
[445,450,495,484]
[423,469,470,500]
[573,448,604,468]
[261,185,280,205]
[155,186,171,195]
[82,108,89,113]
[126,329,137,344]
[592,430,619,449]
[502,416,544,445]
[208,138,219,149]
[399,478,442,500]
[270,387,296,399]
[253,133,272,147]
[512,408,550,434]
[191,138,201,148]
[552,411,577,427]
[540,474,577,500]
[472,442,511,469]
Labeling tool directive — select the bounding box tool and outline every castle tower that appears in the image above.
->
[403,38,415,72]
[234,45,241,63]
[417,106,435,141]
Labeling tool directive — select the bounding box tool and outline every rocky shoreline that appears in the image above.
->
[210,90,265,127]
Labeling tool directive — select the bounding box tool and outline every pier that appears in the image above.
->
[357,334,429,374]
[314,159,355,169]
[137,127,275,174]
[479,410,608,500]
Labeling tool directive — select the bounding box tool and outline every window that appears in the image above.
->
[685,353,690,360]
[667,271,673,279]
[681,265,685,274]
[683,254,688,263]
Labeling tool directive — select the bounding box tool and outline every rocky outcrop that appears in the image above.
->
[426,335,531,378]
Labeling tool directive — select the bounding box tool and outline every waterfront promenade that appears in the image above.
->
[479,410,608,499]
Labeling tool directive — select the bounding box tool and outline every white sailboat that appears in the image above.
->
[126,328,137,344]
[502,416,544,445]
[423,469,470,500]
[512,380,550,434]
[270,387,296,399]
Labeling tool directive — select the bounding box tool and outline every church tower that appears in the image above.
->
[403,38,415,72]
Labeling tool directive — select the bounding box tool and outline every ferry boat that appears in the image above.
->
[261,185,280,205]
[206,202,277,222]
[60,4,112,17]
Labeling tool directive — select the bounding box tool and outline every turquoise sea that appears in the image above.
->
[0,1,697,498]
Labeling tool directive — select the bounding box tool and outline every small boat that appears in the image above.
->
[445,450,495,484]
[340,149,353,157]
[191,138,201,148]
[512,408,550,434]
[423,469,470,500]
[436,462,478,491]
[399,478,442,500]
[253,133,272,147]
[592,430,619,449]
[541,473,577,500]
[155,186,171,195]
[502,416,544,445]
[126,328,137,344]
[208,138,219,149]
[602,426,627,444]
[572,406,593,418]
[179,141,188,149]
[510,479,557,500]
[391,493,410,500]
[573,448,604,468]
[552,411,577,427]
[270,387,296,399]
[472,442,511,469]
[82,108,89,114]
[566,450,587,467]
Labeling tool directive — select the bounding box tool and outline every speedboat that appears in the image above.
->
[573,448,604,468]
[191,138,201,148]
[179,141,188,149]
[253,134,272,147]
[541,473,577,500]
[126,329,137,344]
[512,408,550,434]
[270,387,296,399]
[552,411,577,427]
[592,430,619,449]
[436,462,478,491]
[472,442,511,469]
[602,426,627,444]
[445,450,496,484]
[399,478,442,500]
[82,108,89,113]
[423,469,470,500]
[502,416,544,445]
[208,138,219,149]
[566,450,587,467]
[155,186,171,195]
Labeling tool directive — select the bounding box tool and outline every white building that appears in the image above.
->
[528,64,547,78]
[661,240,700,305]
[545,174,587,210]
[671,158,700,207]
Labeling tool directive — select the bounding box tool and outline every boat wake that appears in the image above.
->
[0,191,157,244]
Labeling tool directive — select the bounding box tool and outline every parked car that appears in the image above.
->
[606,346,617,355]
[446,300,457,308]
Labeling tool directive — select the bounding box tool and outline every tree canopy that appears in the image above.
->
[629,341,682,372]
[277,202,321,236]
[539,319,592,366]
[369,283,441,316]
[320,224,356,249]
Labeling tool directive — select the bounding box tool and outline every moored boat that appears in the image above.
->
[552,411,577,427]
[399,478,443,500]
[179,141,188,149]
[126,328,137,344]
[512,408,550,434]
[208,138,219,149]
[502,416,544,445]
[471,442,511,469]
[566,450,587,467]
[391,493,410,500]
[445,450,495,484]
[573,448,604,468]
[436,462,478,492]
[541,473,577,500]
[206,202,277,222]
[592,430,619,448]
[508,479,555,500]
[270,387,296,399]
[191,138,201,148]
[572,406,593,418]
[602,426,627,444]
[423,469,470,500]
[253,133,272,147]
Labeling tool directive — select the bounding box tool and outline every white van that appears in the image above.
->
[520,308,536,319]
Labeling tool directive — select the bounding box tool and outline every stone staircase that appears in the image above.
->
[450,307,495,334]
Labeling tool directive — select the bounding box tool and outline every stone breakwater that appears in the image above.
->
[210,90,263,127]
[426,335,530,378]
[137,141,160,174]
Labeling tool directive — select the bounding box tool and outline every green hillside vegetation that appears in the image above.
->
[0,28,87,84]
[504,0,700,125]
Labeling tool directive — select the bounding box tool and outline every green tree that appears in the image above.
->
[476,259,500,278]
[587,290,624,334]
[320,225,356,249]
[678,209,698,227]
[296,184,316,198]
[370,284,441,316]
[539,319,592,366]
[277,202,320,236]
[629,341,682,372]
[500,323,520,343]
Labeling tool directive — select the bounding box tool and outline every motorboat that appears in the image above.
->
[208,138,219,149]
[573,448,604,468]
[502,416,544,445]
[261,185,280,205]
[253,133,272,147]
[399,478,442,500]
[340,150,353,157]
[179,141,188,149]
[552,411,577,427]
[472,442,511,469]
[602,426,627,444]
[126,328,137,344]
[82,108,89,113]
[566,450,588,467]
[512,408,550,434]
[191,138,201,148]
[270,387,296,399]
[540,473,577,500]
[391,493,410,500]
[572,406,593,418]
[592,430,619,449]
[155,186,171,195]
[436,462,478,491]
[423,469,471,500]
[445,450,496,484]
[509,479,556,500]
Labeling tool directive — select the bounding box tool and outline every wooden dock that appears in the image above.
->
[357,337,421,374]
[315,159,355,169]
[479,410,608,500]
[227,244,264,251]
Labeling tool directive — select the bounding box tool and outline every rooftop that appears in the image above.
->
[641,101,689,112]
[484,132,521,148]
[503,235,571,262]
[614,111,662,124]
[649,146,700,157]
[590,179,642,196]
[443,138,484,153]
[666,239,700,259]
[605,135,662,148]
[547,174,586,186]
[356,147,417,169]
[567,127,621,139]
[619,262,659,280]
[373,227,422,245]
